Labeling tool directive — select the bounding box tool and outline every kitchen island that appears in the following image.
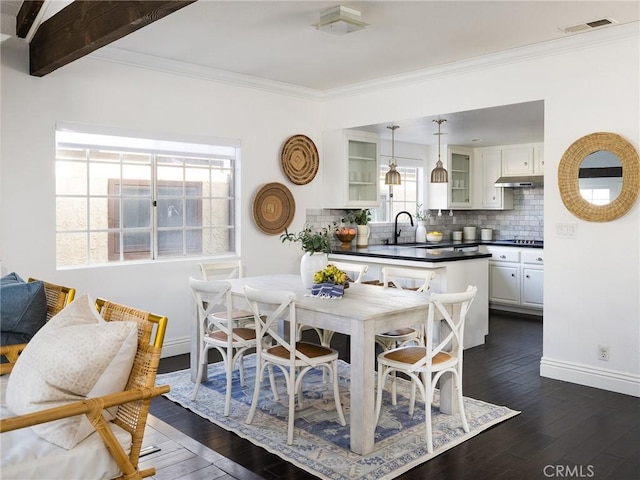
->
[329,243,491,348]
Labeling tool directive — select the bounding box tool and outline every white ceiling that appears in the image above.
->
[2,1,638,146]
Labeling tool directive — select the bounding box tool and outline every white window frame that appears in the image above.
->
[55,124,240,267]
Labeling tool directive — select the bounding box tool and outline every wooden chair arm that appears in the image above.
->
[0,385,170,433]
[0,343,27,375]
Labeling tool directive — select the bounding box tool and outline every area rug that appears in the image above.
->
[156,355,519,480]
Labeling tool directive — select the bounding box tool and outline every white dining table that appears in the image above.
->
[214,274,453,455]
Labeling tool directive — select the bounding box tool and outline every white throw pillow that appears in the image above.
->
[5,294,138,450]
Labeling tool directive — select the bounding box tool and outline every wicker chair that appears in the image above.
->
[0,298,169,480]
[0,279,76,375]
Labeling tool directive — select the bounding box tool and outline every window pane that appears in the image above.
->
[122,164,151,184]
[57,232,87,267]
[56,161,87,195]
[157,198,184,228]
[90,163,120,195]
[89,198,109,230]
[122,198,151,228]
[89,232,109,264]
[56,198,87,231]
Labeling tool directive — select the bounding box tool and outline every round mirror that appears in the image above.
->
[558,132,639,222]
[579,150,622,205]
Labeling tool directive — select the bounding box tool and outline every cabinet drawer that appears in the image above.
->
[522,250,544,265]
[489,249,520,263]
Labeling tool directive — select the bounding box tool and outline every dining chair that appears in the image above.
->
[299,260,369,348]
[189,277,259,417]
[374,267,436,351]
[198,259,253,327]
[374,285,477,453]
[243,285,346,445]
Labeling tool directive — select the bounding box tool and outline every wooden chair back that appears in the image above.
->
[381,266,436,292]
[95,298,168,471]
[198,259,244,281]
[327,260,368,283]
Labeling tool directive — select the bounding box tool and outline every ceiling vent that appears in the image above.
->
[314,5,368,35]
[559,17,617,34]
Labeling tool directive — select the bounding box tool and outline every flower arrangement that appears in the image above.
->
[311,264,348,298]
[313,264,348,286]
[280,224,332,254]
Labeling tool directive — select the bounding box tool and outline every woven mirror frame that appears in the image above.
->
[558,132,640,222]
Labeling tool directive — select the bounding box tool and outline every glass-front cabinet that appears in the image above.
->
[323,130,379,208]
[448,146,473,208]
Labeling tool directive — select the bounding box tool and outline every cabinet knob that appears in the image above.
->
[500,255,506,259]
[536,257,543,262]
[511,273,515,277]
[524,162,528,166]
[526,275,530,278]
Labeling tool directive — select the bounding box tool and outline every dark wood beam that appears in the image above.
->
[16,0,45,38]
[29,0,197,77]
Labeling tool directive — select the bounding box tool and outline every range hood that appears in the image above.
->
[494,175,544,188]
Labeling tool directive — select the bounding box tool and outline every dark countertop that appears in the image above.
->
[329,239,542,263]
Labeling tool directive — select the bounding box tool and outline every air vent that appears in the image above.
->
[560,17,617,34]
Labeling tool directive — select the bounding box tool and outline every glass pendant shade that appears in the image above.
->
[430,119,449,183]
[385,124,401,185]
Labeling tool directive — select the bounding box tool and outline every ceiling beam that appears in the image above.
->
[29,0,197,77]
[16,1,45,38]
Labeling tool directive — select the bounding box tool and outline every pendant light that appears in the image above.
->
[385,125,401,185]
[430,119,448,183]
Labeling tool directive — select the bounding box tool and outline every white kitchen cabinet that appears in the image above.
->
[429,145,474,209]
[502,146,535,176]
[478,149,514,210]
[534,144,545,174]
[486,246,543,313]
[323,130,379,208]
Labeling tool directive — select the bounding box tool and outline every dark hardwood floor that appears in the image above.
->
[150,311,640,480]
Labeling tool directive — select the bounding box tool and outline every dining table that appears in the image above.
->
[202,273,456,455]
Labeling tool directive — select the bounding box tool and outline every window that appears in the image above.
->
[55,127,239,267]
[373,165,421,222]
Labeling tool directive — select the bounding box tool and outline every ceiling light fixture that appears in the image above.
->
[314,5,368,35]
[385,125,401,185]
[430,119,449,183]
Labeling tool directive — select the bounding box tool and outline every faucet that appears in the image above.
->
[394,211,414,244]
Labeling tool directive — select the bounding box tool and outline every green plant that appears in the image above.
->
[415,204,429,221]
[346,209,371,226]
[280,224,332,254]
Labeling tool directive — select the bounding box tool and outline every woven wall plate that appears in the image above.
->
[252,182,295,235]
[281,134,319,185]
[558,132,640,222]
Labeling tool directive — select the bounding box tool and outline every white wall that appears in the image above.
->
[2,25,639,396]
[321,27,640,396]
[1,39,322,356]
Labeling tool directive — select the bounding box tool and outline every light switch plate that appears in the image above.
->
[556,222,576,238]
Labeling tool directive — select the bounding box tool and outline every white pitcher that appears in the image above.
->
[356,225,370,247]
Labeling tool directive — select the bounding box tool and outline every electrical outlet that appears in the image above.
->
[598,345,609,361]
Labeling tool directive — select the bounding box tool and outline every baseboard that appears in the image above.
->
[161,336,190,358]
[540,357,640,397]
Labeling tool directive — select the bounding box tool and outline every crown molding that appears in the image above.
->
[90,21,639,101]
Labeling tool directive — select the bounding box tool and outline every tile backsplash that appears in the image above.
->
[305,187,543,245]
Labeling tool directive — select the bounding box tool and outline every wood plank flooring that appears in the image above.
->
[149,311,640,479]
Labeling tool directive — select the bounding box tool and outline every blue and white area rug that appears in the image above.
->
[156,355,519,480]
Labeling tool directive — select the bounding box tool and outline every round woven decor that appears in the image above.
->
[252,182,295,235]
[281,134,319,185]
[558,132,640,222]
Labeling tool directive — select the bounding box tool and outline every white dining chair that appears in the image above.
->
[374,266,436,351]
[374,286,477,453]
[244,285,346,445]
[190,277,261,416]
[198,259,253,326]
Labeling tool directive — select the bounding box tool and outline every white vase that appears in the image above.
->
[416,221,427,243]
[356,225,370,247]
[300,252,329,289]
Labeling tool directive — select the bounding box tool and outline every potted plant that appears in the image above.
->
[281,224,332,288]
[415,203,428,243]
[311,264,349,298]
[346,209,371,247]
